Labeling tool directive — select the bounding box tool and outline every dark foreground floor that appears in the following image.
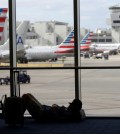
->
[0,117,120,134]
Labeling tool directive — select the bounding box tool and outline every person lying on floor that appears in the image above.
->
[22,93,85,122]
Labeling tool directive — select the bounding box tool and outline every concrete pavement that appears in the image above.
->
[0,55,120,116]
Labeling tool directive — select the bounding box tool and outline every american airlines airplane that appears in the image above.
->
[0,21,30,62]
[25,30,93,61]
[90,43,120,54]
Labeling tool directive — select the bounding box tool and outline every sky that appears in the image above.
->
[0,0,119,31]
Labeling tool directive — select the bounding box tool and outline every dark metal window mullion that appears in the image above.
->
[73,0,81,100]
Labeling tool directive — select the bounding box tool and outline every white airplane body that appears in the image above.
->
[26,45,74,61]
[25,31,93,61]
[90,43,120,54]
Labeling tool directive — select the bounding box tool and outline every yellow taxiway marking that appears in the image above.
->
[0,63,64,67]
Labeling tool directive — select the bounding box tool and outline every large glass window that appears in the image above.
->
[1,0,120,117]
[16,0,74,113]
[81,0,120,116]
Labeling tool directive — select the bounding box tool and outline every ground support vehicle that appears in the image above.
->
[18,70,30,83]
[94,53,103,59]
[0,77,10,85]
[0,70,30,85]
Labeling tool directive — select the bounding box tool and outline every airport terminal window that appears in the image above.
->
[2,0,120,117]
[113,20,120,23]
[106,39,112,42]
[98,39,105,42]
[91,39,98,42]
[56,37,59,44]
[6,0,76,113]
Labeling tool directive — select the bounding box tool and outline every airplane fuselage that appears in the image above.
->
[90,43,120,53]
[25,46,74,61]
[25,30,92,61]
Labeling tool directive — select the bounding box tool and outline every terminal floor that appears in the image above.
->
[0,117,120,134]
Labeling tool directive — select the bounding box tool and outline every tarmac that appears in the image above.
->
[0,55,120,117]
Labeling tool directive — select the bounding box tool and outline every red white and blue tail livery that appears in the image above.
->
[80,31,93,52]
[0,8,8,42]
[55,30,93,54]
[54,30,74,55]
[58,30,74,48]
[80,31,93,45]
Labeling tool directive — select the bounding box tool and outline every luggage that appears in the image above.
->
[3,96,25,126]
[22,93,43,121]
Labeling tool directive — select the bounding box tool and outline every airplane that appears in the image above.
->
[89,43,120,55]
[0,21,30,62]
[25,30,93,62]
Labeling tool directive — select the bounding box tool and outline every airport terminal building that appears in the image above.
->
[1,4,120,47]
[25,4,120,46]
[25,21,72,47]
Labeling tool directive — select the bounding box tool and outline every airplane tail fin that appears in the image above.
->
[16,21,30,51]
[58,30,74,48]
[0,8,8,42]
[0,8,8,17]
[80,31,93,45]
[0,21,30,51]
[54,30,93,55]
[58,30,93,48]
